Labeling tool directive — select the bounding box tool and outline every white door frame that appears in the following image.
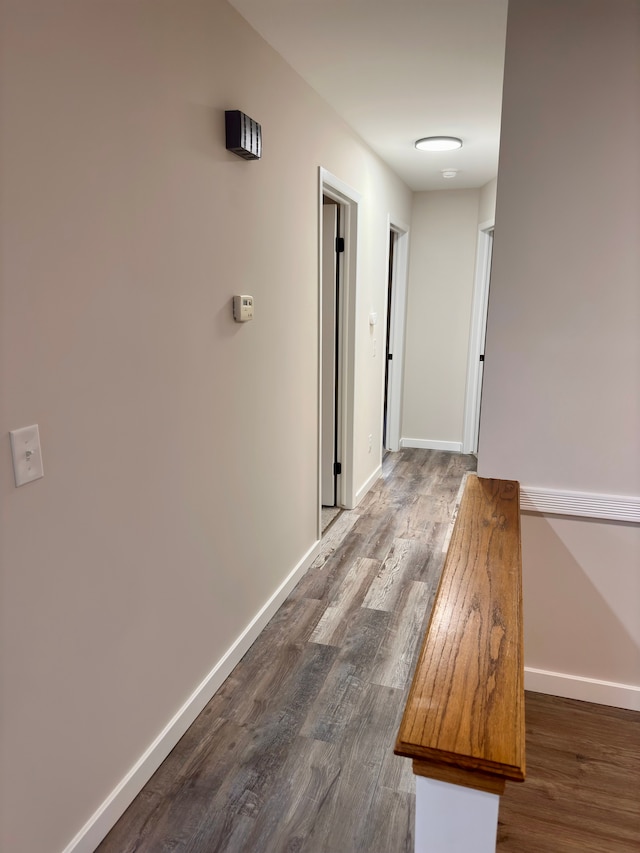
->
[384,217,410,452]
[462,219,494,454]
[318,168,361,527]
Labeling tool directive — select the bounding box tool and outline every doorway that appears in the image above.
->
[321,196,340,508]
[462,222,494,454]
[382,218,409,453]
[382,228,395,451]
[318,168,361,530]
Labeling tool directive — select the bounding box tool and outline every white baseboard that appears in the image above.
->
[355,463,382,505]
[62,539,322,853]
[400,438,463,452]
[525,666,640,711]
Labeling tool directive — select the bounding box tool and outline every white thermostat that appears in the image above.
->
[233,294,254,322]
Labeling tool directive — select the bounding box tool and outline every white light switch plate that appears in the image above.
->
[10,424,44,486]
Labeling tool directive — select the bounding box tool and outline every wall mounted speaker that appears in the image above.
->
[225,110,262,160]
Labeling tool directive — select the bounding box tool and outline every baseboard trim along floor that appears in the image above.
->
[62,538,322,853]
[355,463,382,505]
[524,667,640,711]
[400,438,463,453]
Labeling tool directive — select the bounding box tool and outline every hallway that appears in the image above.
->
[97,449,640,852]
[98,449,474,851]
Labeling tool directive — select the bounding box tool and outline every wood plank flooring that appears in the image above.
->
[498,692,640,852]
[96,449,640,853]
[97,449,469,853]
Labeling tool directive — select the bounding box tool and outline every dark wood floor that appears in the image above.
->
[97,450,640,853]
[498,693,640,852]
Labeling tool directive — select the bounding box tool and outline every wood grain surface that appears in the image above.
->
[498,691,640,852]
[97,448,471,853]
[95,452,639,852]
[395,474,525,787]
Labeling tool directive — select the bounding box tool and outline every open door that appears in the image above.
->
[383,228,395,450]
[473,231,493,453]
[321,199,339,506]
[318,167,361,514]
[463,225,494,454]
[382,219,409,453]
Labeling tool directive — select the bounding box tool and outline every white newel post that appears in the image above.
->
[415,776,500,853]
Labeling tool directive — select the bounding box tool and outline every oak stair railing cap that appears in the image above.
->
[395,475,525,796]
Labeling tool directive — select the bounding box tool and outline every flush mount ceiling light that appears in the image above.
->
[441,169,458,179]
[415,136,463,152]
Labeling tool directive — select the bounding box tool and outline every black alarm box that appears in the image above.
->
[225,110,262,160]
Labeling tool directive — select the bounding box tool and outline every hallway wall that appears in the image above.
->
[478,0,640,706]
[401,189,480,449]
[0,2,411,851]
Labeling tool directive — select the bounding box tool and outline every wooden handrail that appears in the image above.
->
[395,475,525,796]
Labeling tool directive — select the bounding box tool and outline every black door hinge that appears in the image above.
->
[335,237,345,253]
[479,354,485,362]
[387,353,393,361]
[333,462,342,476]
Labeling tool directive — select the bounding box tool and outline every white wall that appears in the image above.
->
[478,0,640,706]
[402,189,480,449]
[0,2,411,851]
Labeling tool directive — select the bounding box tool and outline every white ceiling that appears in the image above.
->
[227,0,509,191]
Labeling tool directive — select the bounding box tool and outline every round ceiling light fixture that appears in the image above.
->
[415,136,463,152]
[441,169,458,179]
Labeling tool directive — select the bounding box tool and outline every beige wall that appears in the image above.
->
[478,177,498,225]
[478,0,640,697]
[522,514,640,684]
[401,189,480,447]
[0,2,411,851]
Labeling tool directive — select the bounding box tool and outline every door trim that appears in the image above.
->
[384,216,410,452]
[462,219,494,454]
[318,168,361,528]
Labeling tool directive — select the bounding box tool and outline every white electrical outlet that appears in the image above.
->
[368,434,373,453]
[10,424,44,487]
